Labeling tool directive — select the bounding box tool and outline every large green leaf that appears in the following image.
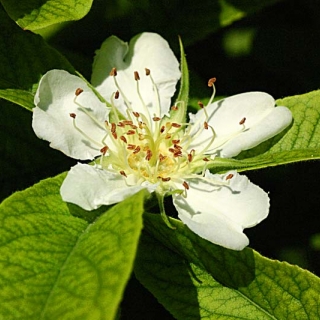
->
[0,173,146,320]
[135,214,320,319]
[1,0,93,30]
[209,90,320,173]
[0,5,74,111]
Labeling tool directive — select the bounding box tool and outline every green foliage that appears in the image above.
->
[0,174,146,320]
[209,90,320,173]
[0,6,74,111]
[135,214,320,319]
[1,0,93,30]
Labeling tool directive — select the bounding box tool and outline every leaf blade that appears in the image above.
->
[0,173,146,320]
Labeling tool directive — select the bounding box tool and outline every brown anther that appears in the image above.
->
[172,139,180,144]
[105,120,109,126]
[114,90,120,99]
[133,111,140,118]
[226,173,234,180]
[159,154,167,162]
[171,105,178,111]
[203,157,210,162]
[134,71,140,81]
[145,68,150,76]
[112,132,117,139]
[188,153,193,162]
[69,113,76,119]
[204,121,209,130]
[183,181,190,190]
[208,77,216,87]
[110,67,117,76]
[174,151,182,157]
[111,122,116,133]
[127,144,136,150]
[127,130,136,135]
[100,146,109,155]
[165,134,172,139]
[133,146,141,154]
[169,148,175,153]
[120,170,127,177]
[174,144,182,150]
[152,116,161,121]
[197,101,204,108]
[75,88,83,96]
[123,120,133,125]
[145,149,152,161]
[142,145,149,151]
[171,123,181,128]
[239,117,246,125]
[117,122,125,127]
[161,177,171,182]
[130,124,138,129]
[120,136,127,143]
[160,126,165,133]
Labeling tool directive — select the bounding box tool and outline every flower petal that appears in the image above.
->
[32,70,109,160]
[188,92,292,158]
[173,170,269,250]
[91,32,181,117]
[60,163,158,210]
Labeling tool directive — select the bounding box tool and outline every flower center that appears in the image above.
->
[70,69,247,194]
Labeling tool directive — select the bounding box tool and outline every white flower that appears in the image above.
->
[32,32,292,250]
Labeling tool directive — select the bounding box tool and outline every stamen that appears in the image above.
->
[239,117,246,125]
[153,117,161,121]
[120,136,127,143]
[172,123,182,128]
[110,67,117,76]
[127,130,136,135]
[159,154,167,161]
[112,132,117,139]
[207,77,217,106]
[127,144,136,150]
[197,101,204,109]
[133,146,141,154]
[145,149,153,161]
[203,157,210,162]
[115,90,120,99]
[226,173,234,180]
[111,123,116,133]
[160,126,165,133]
[183,181,189,190]
[172,139,180,144]
[134,71,140,81]
[69,113,76,119]
[120,170,127,177]
[100,146,109,155]
[145,68,150,76]
[171,106,178,111]
[161,177,171,182]
[204,121,209,130]
[75,88,83,96]
[133,111,140,118]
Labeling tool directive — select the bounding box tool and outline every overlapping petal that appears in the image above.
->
[60,163,158,210]
[32,70,109,160]
[91,32,181,117]
[172,170,269,250]
[188,92,292,158]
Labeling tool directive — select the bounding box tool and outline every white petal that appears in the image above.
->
[188,92,292,158]
[60,163,157,210]
[32,70,109,160]
[173,170,269,250]
[91,33,180,117]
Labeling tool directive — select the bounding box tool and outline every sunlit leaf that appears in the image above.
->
[1,0,93,30]
[135,214,320,319]
[0,174,146,319]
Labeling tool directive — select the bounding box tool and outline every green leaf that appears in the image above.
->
[0,173,146,320]
[209,90,320,173]
[172,36,189,123]
[135,214,320,319]
[1,0,93,30]
[0,6,74,111]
